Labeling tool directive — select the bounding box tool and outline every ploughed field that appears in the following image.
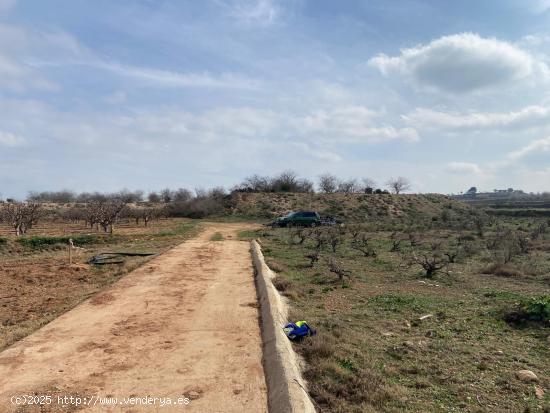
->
[0,218,199,351]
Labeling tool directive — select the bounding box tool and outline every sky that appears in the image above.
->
[1,0,550,199]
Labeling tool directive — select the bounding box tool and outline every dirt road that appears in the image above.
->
[0,223,267,412]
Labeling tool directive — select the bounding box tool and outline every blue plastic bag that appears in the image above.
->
[283,320,316,340]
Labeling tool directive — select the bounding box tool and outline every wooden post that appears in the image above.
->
[69,238,74,266]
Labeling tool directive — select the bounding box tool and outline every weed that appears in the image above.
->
[17,235,101,249]
[210,232,224,241]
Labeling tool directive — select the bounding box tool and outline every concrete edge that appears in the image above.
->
[250,239,316,413]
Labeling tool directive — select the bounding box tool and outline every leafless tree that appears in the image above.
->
[386,177,411,194]
[361,178,377,193]
[327,228,343,252]
[291,227,309,244]
[131,206,160,226]
[271,170,299,192]
[327,259,352,283]
[409,252,447,278]
[0,202,42,236]
[390,232,404,252]
[173,188,193,202]
[310,228,328,249]
[406,229,422,247]
[116,189,143,203]
[148,192,161,203]
[318,173,339,193]
[351,233,377,257]
[62,206,86,224]
[337,179,361,194]
[305,250,320,267]
[85,199,127,234]
[160,188,172,203]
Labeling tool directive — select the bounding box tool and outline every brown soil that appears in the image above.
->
[0,223,267,412]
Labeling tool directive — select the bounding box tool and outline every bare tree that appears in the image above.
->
[173,188,193,202]
[148,192,161,203]
[390,232,404,252]
[386,177,411,194]
[406,230,422,247]
[327,228,343,252]
[130,206,159,226]
[409,252,447,278]
[271,170,299,192]
[86,199,127,234]
[328,259,351,283]
[116,189,143,203]
[351,233,377,257]
[305,250,320,267]
[291,228,309,244]
[310,228,328,249]
[337,178,361,194]
[239,174,271,192]
[160,188,173,203]
[318,173,339,193]
[0,202,42,236]
[361,178,377,194]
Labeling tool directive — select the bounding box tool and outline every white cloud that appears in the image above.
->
[98,62,254,89]
[403,105,550,130]
[369,33,541,93]
[222,0,280,25]
[0,52,56,92]
[299,106,418,143]
[446,161,482,175]
[34,59,261,90]
[519,34,550,46]
[0,131,25,147]
[528,0,550,14]
[507,136,550,160]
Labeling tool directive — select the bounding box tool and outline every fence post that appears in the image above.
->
[69,238,74,265]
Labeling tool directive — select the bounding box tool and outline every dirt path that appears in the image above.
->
[0,223,267,413]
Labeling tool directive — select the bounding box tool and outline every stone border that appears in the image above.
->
[251,240,316,413]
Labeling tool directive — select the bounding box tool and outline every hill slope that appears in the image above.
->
[226,192,476,223]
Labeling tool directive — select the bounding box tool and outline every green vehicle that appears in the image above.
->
[271,210,321,227]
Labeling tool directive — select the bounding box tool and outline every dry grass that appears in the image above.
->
[266,259,286,273]
[482,263,523,277]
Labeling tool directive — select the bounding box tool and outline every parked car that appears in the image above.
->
[270,210,321,227]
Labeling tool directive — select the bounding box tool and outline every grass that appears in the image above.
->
[210,232,224,241]
[256,223,550,413]
[237,229,261,240]
[16,234,104,249]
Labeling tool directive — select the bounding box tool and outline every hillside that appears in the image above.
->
[226,192,478,223]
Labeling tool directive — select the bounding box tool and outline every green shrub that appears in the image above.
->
[17,235,99,249]
[0,237,7,245]
[521,295,550,323]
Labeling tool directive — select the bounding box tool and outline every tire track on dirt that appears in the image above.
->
[0,223,267,413]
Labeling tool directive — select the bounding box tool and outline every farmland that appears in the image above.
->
[0,191,548,413]
[0,217,199,351]
[250,215,550,412]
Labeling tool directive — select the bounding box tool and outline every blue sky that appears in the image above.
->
[1,0,550,198]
